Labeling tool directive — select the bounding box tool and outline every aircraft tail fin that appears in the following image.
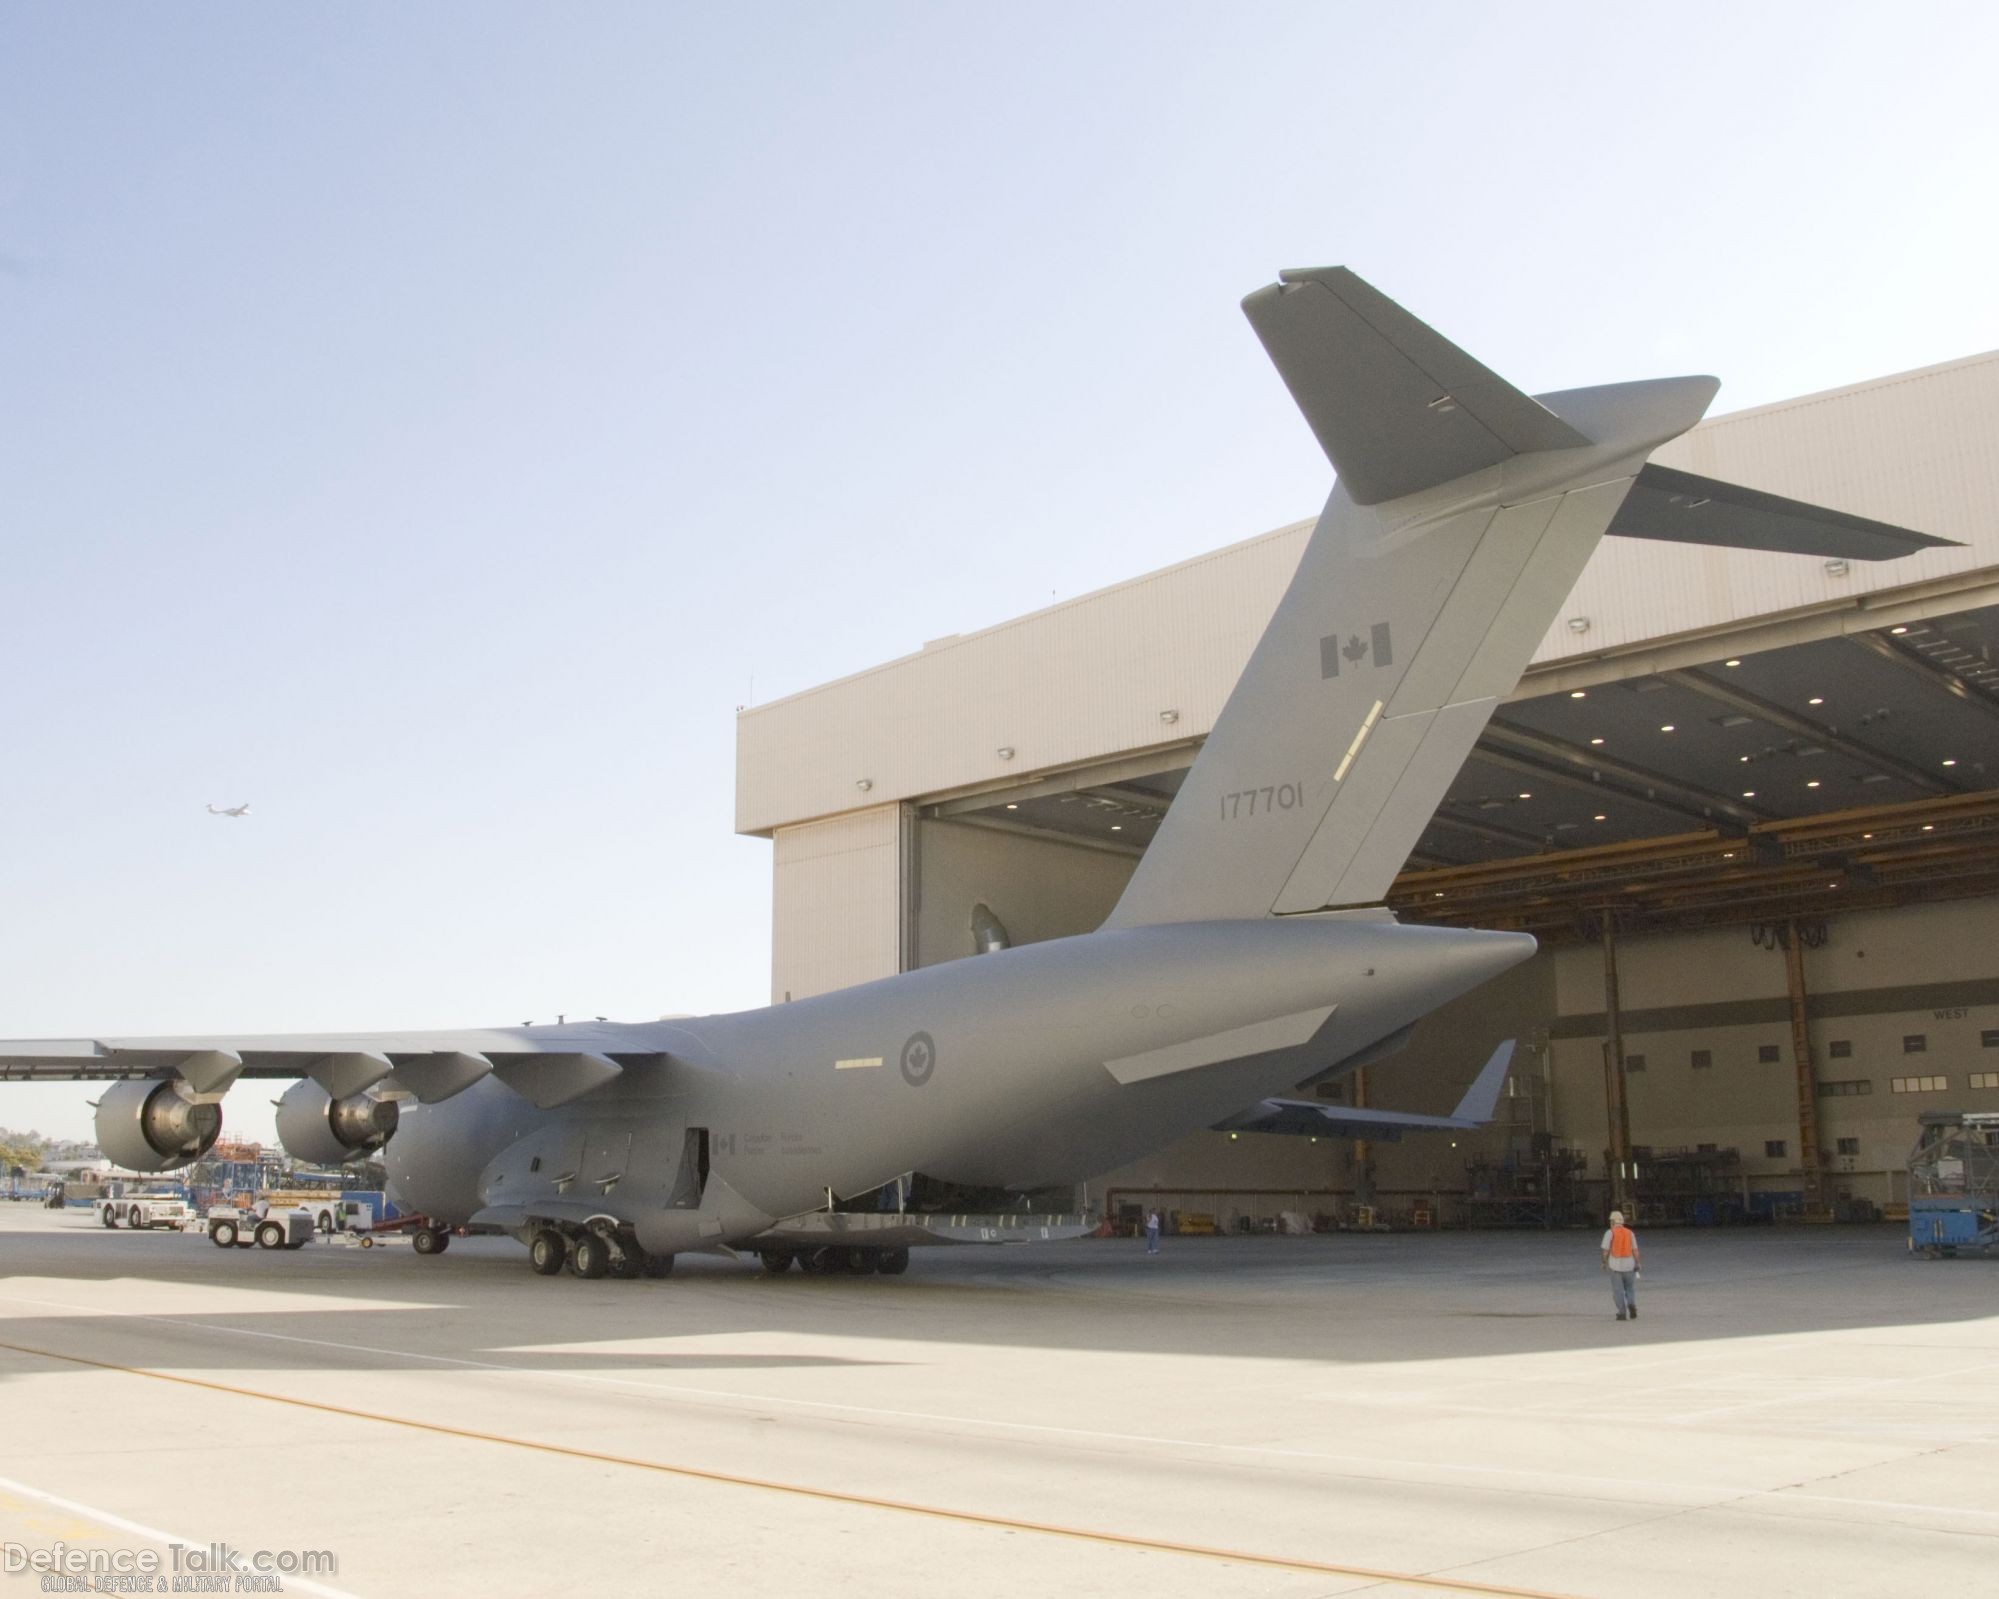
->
[1104,270,1721,929]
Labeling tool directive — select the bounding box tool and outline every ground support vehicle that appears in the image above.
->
[203,1206,315,1250]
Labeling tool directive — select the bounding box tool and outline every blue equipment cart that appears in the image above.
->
[1907,1111,1999,1258]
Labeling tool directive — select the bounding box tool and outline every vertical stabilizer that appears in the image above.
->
[1104,271,1717,929]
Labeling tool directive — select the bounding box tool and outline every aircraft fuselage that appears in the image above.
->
[385,915,1533,1251]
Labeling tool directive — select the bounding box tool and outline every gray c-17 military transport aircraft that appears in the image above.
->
[0,269,1950,1279]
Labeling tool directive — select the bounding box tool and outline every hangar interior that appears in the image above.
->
[738,349,1999,1228]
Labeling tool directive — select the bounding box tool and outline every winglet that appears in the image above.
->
[1449,1039,1515,1124]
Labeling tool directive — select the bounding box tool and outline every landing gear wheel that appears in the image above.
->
[845,1249,877,1274]
[797,1248,831,1275]
[255,1221,286,1250]
[875,1247,910,1276]
[758,1250,794,1275]
[211,1220,238,1248]
[611,1247,643,1279]
[528,1230,567,1276]
[572,1234,611,1279]
[412,1227,450,1256]
[643,1253,675,1279]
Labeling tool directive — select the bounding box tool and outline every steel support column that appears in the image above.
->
[1781,922,1827,1213]
[1601,919,1633,1215]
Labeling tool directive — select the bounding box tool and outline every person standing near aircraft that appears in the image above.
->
[1601,1210,1640,1320]
[1144,1210,1161,1255]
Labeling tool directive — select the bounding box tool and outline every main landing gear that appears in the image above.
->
[524,1224,674,1282]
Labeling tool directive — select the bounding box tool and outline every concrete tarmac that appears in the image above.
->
[2,1205,1994,1598]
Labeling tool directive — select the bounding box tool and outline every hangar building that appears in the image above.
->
[738,350,1999,1226]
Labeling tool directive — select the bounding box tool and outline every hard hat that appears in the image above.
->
[1609,1210,1625,1224]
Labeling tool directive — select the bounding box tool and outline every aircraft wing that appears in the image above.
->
[1215,1039,1514,1143]
[0,1022,665,1107]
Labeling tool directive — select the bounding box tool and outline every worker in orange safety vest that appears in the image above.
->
[1600,1210,1641,1321]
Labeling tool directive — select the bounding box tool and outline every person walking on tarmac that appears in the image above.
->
[1601,1210,1641,1320]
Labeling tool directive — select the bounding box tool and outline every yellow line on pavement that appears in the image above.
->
[0,1337,1582,1599]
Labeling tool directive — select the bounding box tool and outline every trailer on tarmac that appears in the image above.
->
[1908,1111,1999,1258]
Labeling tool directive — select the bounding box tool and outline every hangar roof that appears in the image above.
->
[739,349,1999,940]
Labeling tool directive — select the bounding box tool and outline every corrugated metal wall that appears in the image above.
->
[736,521,1313,837]
[1546,351,1999,661]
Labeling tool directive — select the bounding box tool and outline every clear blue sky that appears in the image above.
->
[5,3,1996,1142]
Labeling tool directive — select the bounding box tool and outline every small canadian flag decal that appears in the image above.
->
[1320,622,1392,678]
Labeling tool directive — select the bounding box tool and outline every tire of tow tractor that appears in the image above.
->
[528,1231,567,1276]
[643,1253,675,1279]
[212,1221,237,1248]
[759,1250,793,1275]
[876,1248,910,1276]
[129,1206,144,1228]
[101,1208,117,1228]
[572,1235,610,1279]
[256,1222,286,1249]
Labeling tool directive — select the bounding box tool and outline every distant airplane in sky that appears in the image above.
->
[205,803,251,818]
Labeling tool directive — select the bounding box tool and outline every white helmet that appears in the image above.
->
[1608,1210,1625,1225]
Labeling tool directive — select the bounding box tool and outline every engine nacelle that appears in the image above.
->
[95,1079,223,1173]
[275,1079,400,1165]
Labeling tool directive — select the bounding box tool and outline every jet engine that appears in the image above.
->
[274,1079,400,1165]
[94,1078,224,1173]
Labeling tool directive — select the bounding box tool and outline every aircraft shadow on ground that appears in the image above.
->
[0,1223,1991,1381]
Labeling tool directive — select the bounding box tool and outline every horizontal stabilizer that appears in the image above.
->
[1215,1040,1515,1142]
[1610,463,1958,560]
[1242,267,1590,505]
